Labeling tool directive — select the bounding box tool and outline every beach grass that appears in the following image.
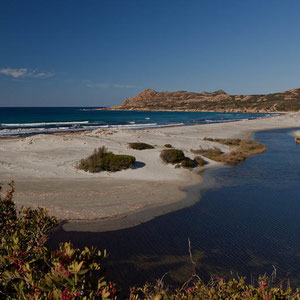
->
[192,138,266,165]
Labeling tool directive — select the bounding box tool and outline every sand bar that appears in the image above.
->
[0,112,299,232]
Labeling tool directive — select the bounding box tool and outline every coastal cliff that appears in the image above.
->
[108,87,300,112]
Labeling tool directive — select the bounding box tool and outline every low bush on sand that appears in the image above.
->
[181,157,197,168]
[128,142,154,150]
[77,146,136,172]
[160,149,204,169]
[192,138,266,165]
[160,149,185,164]
[164,143,173,148]
[194,156,206,166]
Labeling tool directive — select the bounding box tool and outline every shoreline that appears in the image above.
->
[1,112,299,232]
[0,111,279,141]
[61,164,222,232]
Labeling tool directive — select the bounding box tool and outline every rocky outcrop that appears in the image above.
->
[109,87,300,112]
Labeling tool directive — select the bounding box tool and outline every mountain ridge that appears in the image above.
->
[107,87,300,113]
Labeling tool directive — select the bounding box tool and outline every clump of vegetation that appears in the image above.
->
[160,149,185,164]
[181,157,197,169]
[160,149,204,169]
[295,137,300,144]
[192,147,224,161]
[77,146,136,172]
[0,182,116,299]
[204,137,241,146]
[164,143,173,148]
[238,139,266,154]
[194,156,206,166]
[130,276,300,299]
[192,138,266,165]
[128,142,154,150]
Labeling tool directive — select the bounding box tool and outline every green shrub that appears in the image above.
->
[181,157,196,169]
[128,142,154,150]
[164,144,173,148]
[160,149,185,164]
[161,149,203,169]
[77,146,136,172]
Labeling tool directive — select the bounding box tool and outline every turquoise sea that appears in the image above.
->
[0,107,272,138]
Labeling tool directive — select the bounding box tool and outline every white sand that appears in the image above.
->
[0,112,299,231]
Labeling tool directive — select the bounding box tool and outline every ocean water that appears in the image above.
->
[0,107,271,138]
[49,128,300,293]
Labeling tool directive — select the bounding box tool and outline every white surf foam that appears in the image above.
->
[1,121,89,127]
[0,122,185,137]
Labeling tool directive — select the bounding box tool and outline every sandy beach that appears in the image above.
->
[1,112,299,232]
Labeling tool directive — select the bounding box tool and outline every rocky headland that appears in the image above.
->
[105,87,300,112]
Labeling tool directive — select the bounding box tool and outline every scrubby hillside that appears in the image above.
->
[109,87,300,112]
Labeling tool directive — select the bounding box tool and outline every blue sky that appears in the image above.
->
[1,0,300,107]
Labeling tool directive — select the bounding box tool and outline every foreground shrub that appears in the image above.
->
[128,142,154,150]
[77,146,136,172]
[129,276,300,299]
[0,183,116,299]
[160,149,185,164]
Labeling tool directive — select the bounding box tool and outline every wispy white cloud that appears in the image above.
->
[86,82,137,89]
[0,68,28,78]
[0,68,55,79]
[113,84,137,89]
[28,71,55,79]
[86,83,110,88]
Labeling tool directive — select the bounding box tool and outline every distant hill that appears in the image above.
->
[108,88,300,112]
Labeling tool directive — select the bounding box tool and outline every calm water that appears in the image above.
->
[49,128,300,293]
[0,107,270,137]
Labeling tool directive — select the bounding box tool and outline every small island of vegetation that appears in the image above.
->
[192,138,266,165]
[77,146,136,172]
